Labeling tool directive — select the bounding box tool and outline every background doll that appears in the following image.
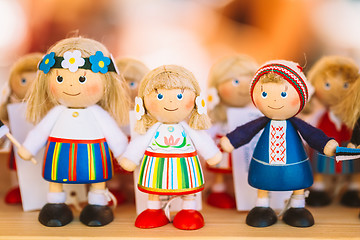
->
[220,60,338,228]
[17,37,129,227]
[119,65,221,230]
[206,55,258,209]
[0,52,43,204]
[306,56,360,207]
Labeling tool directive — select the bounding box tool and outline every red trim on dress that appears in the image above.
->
[138,185,204,196]
[144,150,197,158]
[48,137,106,144]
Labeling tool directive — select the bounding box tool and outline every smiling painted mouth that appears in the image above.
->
[164,107,178,111]
[268,105,284,110]
[63,92,81,96]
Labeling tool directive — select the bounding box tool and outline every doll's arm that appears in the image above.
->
[290,117,335,154]
[89,105,128,157]
[22,105,65,156]
[226,116,269,149]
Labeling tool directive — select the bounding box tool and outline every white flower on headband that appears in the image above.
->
[61,50,85,72]
[134,97,145,120]
[206,88,220,111]
[195,92,207,115]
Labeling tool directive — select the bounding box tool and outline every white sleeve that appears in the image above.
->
[89,105,128,158]
[180,122,220,160]
[122,122,161,165]
[23,105,65,156]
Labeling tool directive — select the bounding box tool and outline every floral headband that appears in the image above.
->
[39,50,118,74]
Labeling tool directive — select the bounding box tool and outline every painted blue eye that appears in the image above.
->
[21,78,27,85]
[281,92,287,98]
[324,82,330,90]
[261,91,268,98]
[177,93,183,100]
[129,81,137,89]
[157,93,164,100]
[232,79,240,86]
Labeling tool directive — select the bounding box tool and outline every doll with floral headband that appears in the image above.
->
[206,55,258,208]
[17,37,129,227]
[306,56,360,207]
[220,60,338,228]
[119,65,221,230]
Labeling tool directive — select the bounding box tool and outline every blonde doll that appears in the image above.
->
[0,53,43,204]
[206,55,258,209]
[120,65,221,230]
[306,56,360,207]
[220,60,338,227]
[17,37,129,227]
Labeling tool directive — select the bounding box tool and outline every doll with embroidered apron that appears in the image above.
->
[206,55,258,208]
[220,60,338,228]
[306,56,360,207]
[119,65,221,230]
[0,53,43,204]
[17,37,129,227]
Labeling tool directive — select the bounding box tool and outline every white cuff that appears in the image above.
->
[47,191,66,204]
[147,200,161,210]
[311,181,325,191]
[88,190,109,206]
[290,194,305,208]
[211,182,226,193]
[255,197,269,207]
[348,182,360,191]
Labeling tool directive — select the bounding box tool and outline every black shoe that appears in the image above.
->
[80,204,114,227]
[282,207,314,227]
[340,190,360,207]
[38,203,73,227]
[305,190,331,207]
[246,207,277,227]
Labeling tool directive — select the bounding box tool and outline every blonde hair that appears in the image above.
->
[0,53,43,122]
[135,65,211,134]
[26,37,129,125]
[208,55,258,123]
[116,58,149,83]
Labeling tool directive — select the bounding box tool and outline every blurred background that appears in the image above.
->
[1,0,360,88]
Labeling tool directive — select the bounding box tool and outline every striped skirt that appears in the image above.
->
[43,137,113,184]
[138,151,204,195]
[312,152,360,174]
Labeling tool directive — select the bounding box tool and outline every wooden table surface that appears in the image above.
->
[0,154,359,239]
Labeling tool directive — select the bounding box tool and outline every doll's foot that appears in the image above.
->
[38,203,73,227]
[282,207,314,227]
[246,207,277,227]
[173,210,204,230]
[108,189,126,206]
[5,187,22,204]
[340,190,360,207]
[207,192,236,209]
[305,190,331,207]
[135,209,169,228]
[80,204,114,226]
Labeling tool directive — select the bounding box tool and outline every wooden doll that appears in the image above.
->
[306,56,360,207]
[206,55,258,208]
[220,60,338,227]
[0,53,43,204]
[119,65,221,230]
[17,37,129,227]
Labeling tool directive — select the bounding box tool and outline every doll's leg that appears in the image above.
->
[135,194,169,229]
[341,173,360,207]
[306,173,331,206]
[283,189,314,227]
[173,194,204,230]
[246,189,277,227]
[207,173,236,209]
[80,182,114,227]
[38,182,73,227]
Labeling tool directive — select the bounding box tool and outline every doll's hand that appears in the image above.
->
[324,139,339,157]
[220,136,234,153]
[118,157,137,172]
[206,151,222,166]
[347,142,357,149]
[17,146,33,161]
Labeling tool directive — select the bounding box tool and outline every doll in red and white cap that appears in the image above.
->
[220,60,338,228]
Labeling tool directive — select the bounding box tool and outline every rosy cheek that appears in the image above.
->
[145,98,160,114]
[218,86,231,98]
[185,98,195,110]
[291,96,300,107]
[85,83,101,95]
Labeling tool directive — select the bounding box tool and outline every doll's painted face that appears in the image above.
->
[313,73,350,108]
[49,69,104,108]
[253,79,300,120]
[10,71,37,100]
[217,77,251,107]
[144,88,196,123]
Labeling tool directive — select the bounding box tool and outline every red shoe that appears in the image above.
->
[173,210,204,230]
[135,209,169,228]
[207,192,236,209]
[108,189,126,206]
[5,187,21,204]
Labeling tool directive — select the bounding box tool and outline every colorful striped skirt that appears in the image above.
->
[43,137,113,184]
[312,152,360,174]
[138,151,204,195]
